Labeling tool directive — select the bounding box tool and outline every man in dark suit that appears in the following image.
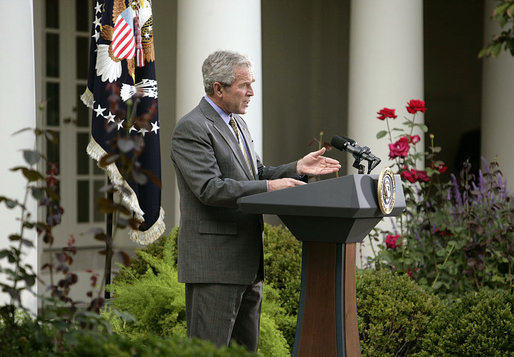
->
[170,50,340,352]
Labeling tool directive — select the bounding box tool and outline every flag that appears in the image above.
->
[112,7,136,60]
[81,0,164,245]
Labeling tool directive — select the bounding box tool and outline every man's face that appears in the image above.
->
[220,66,255,115]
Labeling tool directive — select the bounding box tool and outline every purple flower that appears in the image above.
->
[450,174,463,206]
[415,230,424,249]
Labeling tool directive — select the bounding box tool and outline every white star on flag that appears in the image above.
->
[94,1,102,14]
[105,112,116,123]
[139,128,149,137]
[93,16,101,29]
[151,121,160,134]
[129,126,138,133]
[94,104,106,117]
[92,30,100,42]
[116,119,125,130]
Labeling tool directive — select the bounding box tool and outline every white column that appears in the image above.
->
[175,0,263,223]
[348,0,424,172]
[0,0,38,312]
[348,0,424,265]
[481,0,514,184]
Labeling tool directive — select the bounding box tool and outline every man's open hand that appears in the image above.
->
[296,147,341,176]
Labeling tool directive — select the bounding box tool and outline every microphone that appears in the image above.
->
[330,135,381,173]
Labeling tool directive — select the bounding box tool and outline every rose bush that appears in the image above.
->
[368,99,513,300]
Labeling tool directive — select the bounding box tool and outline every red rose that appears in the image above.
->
[389,136,410,158]
[400,168,430,183]
[401,169,417,183]
[406,99,427,114]
[385,234,400,249]
[413,169,430,182]
[377,107,397,120]
[430,162,448,173]
[435,227,452,237]
[409,134,421,144]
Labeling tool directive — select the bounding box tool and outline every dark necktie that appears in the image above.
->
[229,115,254,177]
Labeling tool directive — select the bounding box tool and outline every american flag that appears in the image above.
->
[81,0,164,245]
[112,7,135,60]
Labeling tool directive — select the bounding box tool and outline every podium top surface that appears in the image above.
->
[238,174,405,218]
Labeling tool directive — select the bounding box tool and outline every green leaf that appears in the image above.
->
[376,130,388,139]
[30,187,46,200]
[10,167,45,182]
[493,42,502,57]
[22,150,41,165]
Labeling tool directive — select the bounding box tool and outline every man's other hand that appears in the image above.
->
[268,178,306,192]
[297,147,341,176]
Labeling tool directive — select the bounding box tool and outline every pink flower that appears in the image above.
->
[409,135,421,144]
[385,234,400,249]
[406,99,427,114]
[377,107,397,120]
[389,136,410,159]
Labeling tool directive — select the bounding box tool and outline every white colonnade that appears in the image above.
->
[481,0,514,184]
[0,0,38,312]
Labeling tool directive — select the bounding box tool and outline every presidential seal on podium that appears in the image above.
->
[377,167,396,215]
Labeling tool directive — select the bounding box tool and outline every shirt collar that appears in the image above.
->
[204,95,231,125]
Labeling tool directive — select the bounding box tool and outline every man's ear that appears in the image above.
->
[213,82,223,97]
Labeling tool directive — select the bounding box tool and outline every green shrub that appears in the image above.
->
[414,289,514,357]
[0,308,54,357]
[113,227,178,284]
[356,269,442,357]
[263,223,302,348]
[105,249,187,339]
[68,331,255,356]
[258,313,290,357]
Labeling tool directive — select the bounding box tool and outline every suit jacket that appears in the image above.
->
[170,98,298,284]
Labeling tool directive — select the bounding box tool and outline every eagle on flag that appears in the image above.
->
[81,0,164,245]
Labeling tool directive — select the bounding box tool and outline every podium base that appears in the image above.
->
[292,242,361,357]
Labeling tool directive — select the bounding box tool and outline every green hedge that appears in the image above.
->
[68,332,255,357]
[413,289,514,357]
[356,269,442,357]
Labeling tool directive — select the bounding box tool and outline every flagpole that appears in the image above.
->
[104,177,113,300]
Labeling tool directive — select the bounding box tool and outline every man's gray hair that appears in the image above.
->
[202,50,253,95]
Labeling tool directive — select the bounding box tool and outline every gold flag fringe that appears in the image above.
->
[80,88,94,109]
[86,137,165,245]
[130,207,165,245]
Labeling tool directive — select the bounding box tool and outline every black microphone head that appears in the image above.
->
[341,136,356,144]
[330,135,350,151]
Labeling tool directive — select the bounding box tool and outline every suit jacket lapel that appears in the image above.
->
[199,99,255,180]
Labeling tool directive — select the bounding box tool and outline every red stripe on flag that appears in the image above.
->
[113,21,135,59]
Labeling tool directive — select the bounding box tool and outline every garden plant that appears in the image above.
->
[369,100,513,301]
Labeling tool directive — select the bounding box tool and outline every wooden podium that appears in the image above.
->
[238,174,405,356]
